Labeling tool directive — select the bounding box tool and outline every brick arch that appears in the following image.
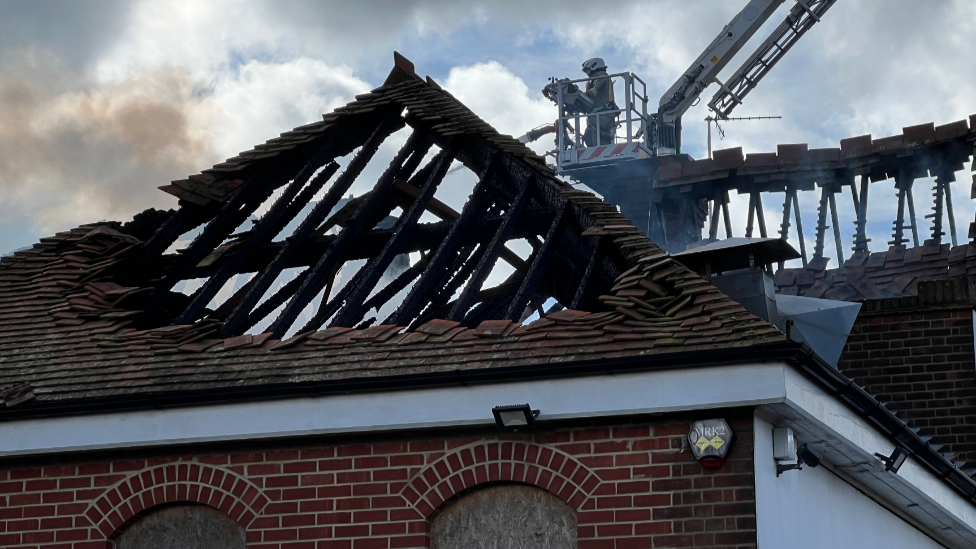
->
[401,441,601,518]
[84,462,269,540]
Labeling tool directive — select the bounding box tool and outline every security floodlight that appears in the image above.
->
[772,428,797,461]
[492,404,540,430]
[774,425,822,476]
[875,448,909,473]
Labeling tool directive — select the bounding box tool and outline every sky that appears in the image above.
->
[1,0,975,269]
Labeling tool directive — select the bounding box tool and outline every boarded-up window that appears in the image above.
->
[115,504,245,549]
[431,485,577,549]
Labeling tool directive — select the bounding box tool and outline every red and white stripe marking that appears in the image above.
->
[576,142,641,161]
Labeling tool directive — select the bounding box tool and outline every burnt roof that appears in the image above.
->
[0,54,785,416]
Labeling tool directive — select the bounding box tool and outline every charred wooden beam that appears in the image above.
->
[890,166,914,248]
[240,269,310,334]
[406,244,483,329]
[386,156,499,326]
[138,167,292,323]
[571,236,603,311]
[175,161,342,324]
[505,201,568,321]
[176,212,552,280]
[463,278,521,326]
[320,144,459,330]
[828,185,844,265]
[264,162,340,243]
[218,117,405,338]
[447,180,531,323]
[945,172,958,247]
[269,130,435,338]
[906,179,920,248]
[116,206,212,286]
[852,175,870,253]
[813,185,831,260]
[360,254,429,315]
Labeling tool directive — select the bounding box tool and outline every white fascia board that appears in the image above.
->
[757,367,976,548]
[0,362,788,457]
[6,359,975,544]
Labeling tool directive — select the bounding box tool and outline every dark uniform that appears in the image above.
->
[582,68,617,147]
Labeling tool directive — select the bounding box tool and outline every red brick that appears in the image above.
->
[10,469,40,480]
[249,463,282,476]
[389,535,428,548]
[574,428,611,441]
[320,459,354,471]
[594,441,630,453]
[285,461,318,474]
[597,523,632,536]
[0,481,24,493]
[335,524,370,537]
[616,536,653,549]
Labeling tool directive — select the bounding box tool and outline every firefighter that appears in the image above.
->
[581,58,617,147]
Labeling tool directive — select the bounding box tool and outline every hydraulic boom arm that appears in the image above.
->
[658,0,786,126]
[708,0,839,119]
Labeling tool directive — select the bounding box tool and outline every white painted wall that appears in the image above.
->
[754,414,944,549]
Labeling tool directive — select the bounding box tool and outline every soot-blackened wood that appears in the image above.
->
[463,279,521,326]
[185,213,552,280]
[268,130,434,338]
[405,243,482,329]
[301,144,450,331]
[386,156,499,327]
[828,185,844,264]
[570,236,603,311]
[708,193,721,240]
[116,206,212,286]
[791,190,807,265]
[208,275,257,321]
[265,161,341,243]
[240,269,310,334]
[813,185,831,260]
[447,180,530,324]
[943,172,958,247]
[505,201,568,321]
[218,118,404,338]
[175,160,341,324]
[138,165,292,323]
[906,176,920,247]
[361,254,428,314]
[890,167,913,248]
[326,144,458,329]
[852,175,870,253]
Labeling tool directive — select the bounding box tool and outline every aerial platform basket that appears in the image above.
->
[551,72,655,176]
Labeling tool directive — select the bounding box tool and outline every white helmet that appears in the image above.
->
[582,57,607,75]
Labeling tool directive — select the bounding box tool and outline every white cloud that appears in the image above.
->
[444,61,555,155]
[1,0,975,262]
[209,58,372,158]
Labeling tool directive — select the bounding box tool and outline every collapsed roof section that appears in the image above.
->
[656,117,976,300]
[0,53,785,413]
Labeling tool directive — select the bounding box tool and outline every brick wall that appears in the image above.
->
[0,415,757,549]
[838,303,976,465]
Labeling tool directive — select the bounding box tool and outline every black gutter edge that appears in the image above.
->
[789,344,976,504]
